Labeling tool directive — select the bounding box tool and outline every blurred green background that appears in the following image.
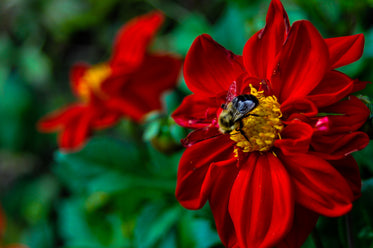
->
[0,0,372,247]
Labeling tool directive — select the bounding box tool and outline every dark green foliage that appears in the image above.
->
[0,0,373,247]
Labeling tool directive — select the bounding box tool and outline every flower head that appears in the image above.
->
[172,0,369,247]
[38,11,182,151]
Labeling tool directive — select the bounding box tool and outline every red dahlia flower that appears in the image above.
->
[172,0,370,247]
[38,11,182,151]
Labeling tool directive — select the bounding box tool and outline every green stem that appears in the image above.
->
[345,212,355,248]
[311,227,324,248]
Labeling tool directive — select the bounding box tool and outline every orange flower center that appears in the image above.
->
[228,85,283,153]
[77,63,111,102]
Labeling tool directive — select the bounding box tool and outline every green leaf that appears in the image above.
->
[212,3,248,54]
[171,13,211,56]
[143,120,161,141]
[54,137,175,195]
[58,197,130,248]
[134,202,182,248]
[178,210,220,248]
[18,45,51,86]
[23,221,55,248]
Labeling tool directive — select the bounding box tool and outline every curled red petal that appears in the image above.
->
[326,33,365,69]
[175,134,235,210]
[184,34,245,97]
[37,104,86,132]
[91,111,120,129]
[105,98,147,122]
[276,205,319,248]
[110,11,164,72]
[243,0,289,79]
[329,156,361,200]
[311,131,369,160]
[307,71,354,108]
[58,108,94,151]
[104,54,181,122]
[274,121,313,155]
[351,79,369,94]
[281,98,318,122]
[228,152,294,248]
[271,21,329,104]
[280,153,353,217]
[319,96,370,134]
[172,94,219,129]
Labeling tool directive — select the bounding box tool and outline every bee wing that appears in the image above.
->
[232,100,257,122]
[226,81,237,103]
[232,108,246,123]
[222,81,237,110]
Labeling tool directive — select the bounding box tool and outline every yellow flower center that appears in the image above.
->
[229,85,283,153]
[77,63,111,102]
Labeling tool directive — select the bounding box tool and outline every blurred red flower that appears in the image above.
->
[0,207,28,248]
[172,0,369,247]
[38,11,182,151]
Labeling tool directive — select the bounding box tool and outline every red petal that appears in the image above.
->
[274,121,313,155]
[58,108,94,151]
[276,205,319,248]
[0,206,5,236]
[228,153,294,248]
[110,11,164,72]
[329,156,361,200]
[91,111,120,129]
[181,127,222,147]
[319,96,369,134]
[281,98,318,122]
[311,131,369,160]
[280,153,353,217]
[175,135,235,209]
[70,63,90,96]
[307,71,354,108]
[351,79,369,94]
[208,164,240,248]
[37,104,86,132]
[172,94,219,129]
[105,98,147,122]
[184,34,245,97]
[104,54,181,122]
[326,34,365,69]
[271,21,329,104]
[243,0,289,79]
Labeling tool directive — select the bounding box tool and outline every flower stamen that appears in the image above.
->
[229,85,283,153]
[77,63,111,102]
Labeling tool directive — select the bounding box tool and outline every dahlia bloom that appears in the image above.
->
[172,0,369,247]
[38,11,182,151]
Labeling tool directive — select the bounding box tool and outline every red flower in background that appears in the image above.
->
[38,11,182,151]
[172,0,369,247]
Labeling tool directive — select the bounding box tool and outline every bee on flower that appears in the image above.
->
[172,0,370,247]
[38,11,182,151]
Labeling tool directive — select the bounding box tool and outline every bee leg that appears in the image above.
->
[238,120,250,142]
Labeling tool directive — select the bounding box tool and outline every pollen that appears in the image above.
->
[77,63,111,102]
[229,85,283,153]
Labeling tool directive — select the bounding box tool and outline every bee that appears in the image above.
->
[218,94,259,138]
